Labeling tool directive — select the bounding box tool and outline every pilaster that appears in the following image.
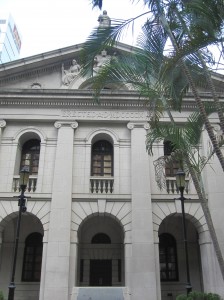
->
[199,231,224,296]
[43,121,78,300]
[0,120,6,146]
[0,233,2,269]
[127,122,157,300]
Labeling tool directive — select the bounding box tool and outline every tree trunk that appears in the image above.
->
[185,155,224,280]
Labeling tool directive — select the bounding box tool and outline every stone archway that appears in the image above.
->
[0,212,44,300]
[77,215,125,287]
[158,214,203,300]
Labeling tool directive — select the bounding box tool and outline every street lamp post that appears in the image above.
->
[176,169,192,296]
[8,166,30,300]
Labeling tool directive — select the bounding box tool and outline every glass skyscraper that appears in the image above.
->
[0,13,22,64]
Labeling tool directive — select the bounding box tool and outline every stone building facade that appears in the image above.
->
[0,41,224,300]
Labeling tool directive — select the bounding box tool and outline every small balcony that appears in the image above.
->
[90,177,114,194]
[166,177,189,194]
[12,175,37,193]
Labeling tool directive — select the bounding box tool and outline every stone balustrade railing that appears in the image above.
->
[90,177,114,194]
[12,175,38,193]
[166,177,189,194]
[12,175,188,195]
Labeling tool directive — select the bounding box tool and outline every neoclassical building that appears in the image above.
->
[0,23,224,300]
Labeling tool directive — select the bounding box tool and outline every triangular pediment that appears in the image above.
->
[0,42,133,91]
[0,41,224,94]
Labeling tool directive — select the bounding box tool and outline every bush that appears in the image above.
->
[176,291,221,300]
[0,291,4,300]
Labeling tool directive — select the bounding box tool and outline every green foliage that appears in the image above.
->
[176,291,221,300]
[91,0,103,9]
[176,295,188,300]
[0,291,4,300]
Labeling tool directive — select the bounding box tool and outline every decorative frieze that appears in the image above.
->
[61,110,149,120]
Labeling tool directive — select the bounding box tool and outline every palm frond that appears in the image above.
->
[91,0,103,9]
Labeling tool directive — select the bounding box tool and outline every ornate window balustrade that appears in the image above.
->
[90,177,114,194]
[166,177,189,194]
[12,175,37,193]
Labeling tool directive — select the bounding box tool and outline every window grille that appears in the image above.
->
[22,232,43,282]
[159,233,178,281]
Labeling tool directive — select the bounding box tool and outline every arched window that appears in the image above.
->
[91,233,111,244]
[20,139,40,174]
[91,140,113,176]
[164,140,179,177]
[159,233,178,281]
[22,232,43,282]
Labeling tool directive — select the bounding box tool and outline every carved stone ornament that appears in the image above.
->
[93,50,111,74]
[31,82,42,89]
[0,120,6,128]
[62,59,81,86]
[127,122,150,130]
[54,121,78,129]
[212,123,224,143]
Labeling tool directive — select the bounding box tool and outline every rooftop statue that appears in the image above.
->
[98,10,111,27]
[62,59,81,86]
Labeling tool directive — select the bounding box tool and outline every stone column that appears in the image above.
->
[127,122,157,300]
[68,239,78,297]
[39,234,48,300]
[154,235,162,300]
[199,231,224,296]
[0,232,2,268]
[43,121,78,300]
[0,120,6,151]
[0,120,6,192]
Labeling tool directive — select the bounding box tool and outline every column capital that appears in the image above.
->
[127,122,149,130]
[54,121,78,129]
[0,120,6,128]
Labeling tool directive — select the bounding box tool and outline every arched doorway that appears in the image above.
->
[0,213,44,300]
[77,215,124,287]
[159,215,203,300]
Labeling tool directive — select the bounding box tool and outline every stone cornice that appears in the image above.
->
[0,44,84,83]
[0,89,222,111]
[0,63,61,85]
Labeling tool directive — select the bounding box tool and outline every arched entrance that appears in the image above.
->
[0,213,44,300]
[159,215,203,300]
[77,215,124,287]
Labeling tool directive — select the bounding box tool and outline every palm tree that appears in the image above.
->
[82,0,224,279]
[150,0,224,170]
[147,108,224,279]
[85,0,224,170]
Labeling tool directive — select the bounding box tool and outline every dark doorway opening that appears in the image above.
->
[90,260,112,286]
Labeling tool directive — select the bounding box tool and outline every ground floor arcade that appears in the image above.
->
[0,201,223,300]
